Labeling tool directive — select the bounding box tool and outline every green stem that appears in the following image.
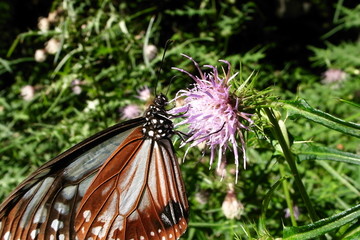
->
[279,164,298,226]
[264,107,319,222]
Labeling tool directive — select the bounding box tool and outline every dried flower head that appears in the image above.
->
[221,183,244,219]
[20,85,35,101]
[71,79,84,95]
[170,54,253,182]
[34,49,47,62]
[38,17,50,32]
[144,44,158,61]
[45,38,61,55]
[48,8,62,23]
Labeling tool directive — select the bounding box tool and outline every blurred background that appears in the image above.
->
[0,0,359,239]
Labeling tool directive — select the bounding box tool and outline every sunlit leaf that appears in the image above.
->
[283,204,360,240]
[281,99,360,138]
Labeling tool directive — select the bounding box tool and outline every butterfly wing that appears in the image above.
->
[0,119,144,240]
[0,94,189,240]
[75,127,189,240]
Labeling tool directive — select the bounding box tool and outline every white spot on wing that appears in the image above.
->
[30,229,39,239]
[3,231,11,240]
[83,210,91,222]
[101,184,112,196]
[161,213,171,226]
[54,202,70,215]
[109,215,124,238]
[51,219,64,231]
[61,185,77,200]
[91,226,102,236]
[95,192,118,238]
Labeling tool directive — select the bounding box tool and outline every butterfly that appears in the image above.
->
[0,94,189,240]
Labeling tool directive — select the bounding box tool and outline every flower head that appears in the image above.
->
[144,44,158,61]
[34,49,47,62]
[84,99,99,112]
[38,17,50,32]
[137,86,151,102]
[45,38,61,55]
[20,85,35,101]
[71,79,84,95]
[322,68,347,85]
[285,205,300,220]
[120,104,141,120]
[221,183,244,219]
[170,54,253,182]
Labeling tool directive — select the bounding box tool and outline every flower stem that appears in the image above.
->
[279,164,297,226]
[264,107,319,222]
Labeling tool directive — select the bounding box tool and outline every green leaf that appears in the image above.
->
[341,225,360,240]
[280,99,360,138]
[0,58,12,73]
[339,99,360,109]
[283,204,360,240]
[259,176,287,237]
[298,144,360,165]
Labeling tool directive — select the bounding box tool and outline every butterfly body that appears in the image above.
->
[0,94,188,240]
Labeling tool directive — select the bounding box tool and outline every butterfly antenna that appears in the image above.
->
[155,40,173,96]
[165,75,177,96]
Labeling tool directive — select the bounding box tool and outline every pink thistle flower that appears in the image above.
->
[120,104,141,120]
[322,68,347,84]
[137,86,151,102]
[285,205,300,220]
[170,54,253,182]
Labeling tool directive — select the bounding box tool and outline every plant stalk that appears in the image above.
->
[279,164,298,226]
[264,107,319,222]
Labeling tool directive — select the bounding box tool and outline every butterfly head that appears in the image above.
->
[142,94,174,140]
[153,93,168,108]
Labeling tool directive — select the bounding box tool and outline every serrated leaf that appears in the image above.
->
[283,204,360,240]
[280,99,360,138]
[298,144,360,165]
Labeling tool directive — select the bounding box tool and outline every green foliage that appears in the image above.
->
[310,41,360,70]
[0,0,359,239]
[283,204,360,240]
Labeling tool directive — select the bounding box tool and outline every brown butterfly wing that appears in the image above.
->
[75,127,189,240]
[0,122,140,240]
